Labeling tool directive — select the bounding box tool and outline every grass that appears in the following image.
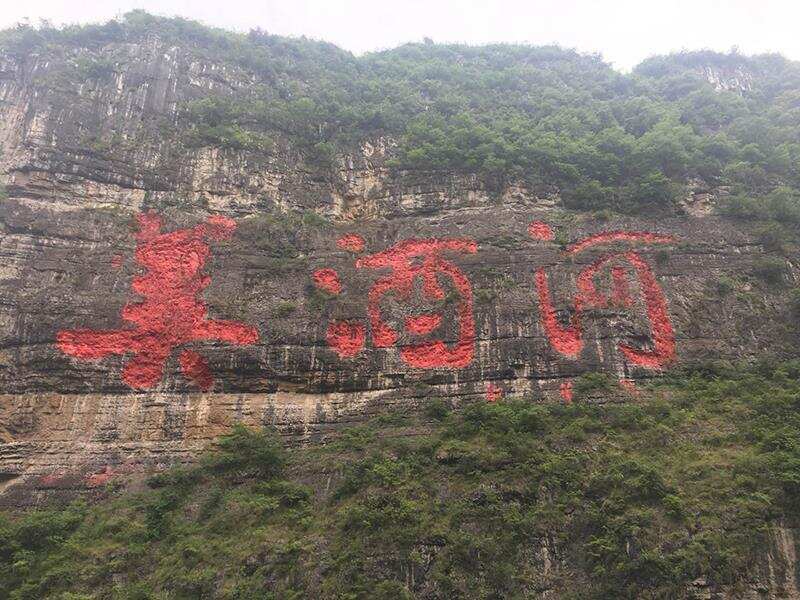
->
[3,361,800,598]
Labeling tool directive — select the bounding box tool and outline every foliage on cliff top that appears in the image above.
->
[3,12,800,216]
[3,360,800,598]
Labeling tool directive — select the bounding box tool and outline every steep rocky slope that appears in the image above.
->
[1,14,800,596]
[1,15,799,498]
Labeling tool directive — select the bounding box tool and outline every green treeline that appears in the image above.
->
[3,12,800,215]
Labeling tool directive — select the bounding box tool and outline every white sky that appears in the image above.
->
[0,0,797,71]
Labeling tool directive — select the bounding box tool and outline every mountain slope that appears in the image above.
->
[3,363,800,599]
[1,13,800,598]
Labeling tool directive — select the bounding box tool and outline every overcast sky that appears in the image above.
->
[0,0,797,71]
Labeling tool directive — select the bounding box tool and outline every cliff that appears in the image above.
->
[1,12,800,598]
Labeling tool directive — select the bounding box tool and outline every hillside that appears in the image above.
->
[1,11,800,598]
[2,12,800,212]
[3,363,800,599]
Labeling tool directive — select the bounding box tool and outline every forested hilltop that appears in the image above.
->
[2,10,800,220]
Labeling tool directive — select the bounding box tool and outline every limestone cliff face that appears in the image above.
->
[2,34,800,594]
[1,35,799,490]
[696,64,755,94]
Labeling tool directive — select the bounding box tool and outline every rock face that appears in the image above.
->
[696,64,755,94]
[2,28,800,599]
[0,34,798,520]
[0,37,798,488]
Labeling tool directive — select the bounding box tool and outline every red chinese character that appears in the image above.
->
[355,238,478,368]
[326,321,366,358]
[314,236,478,368]
[532,227,676,371]
[57,211,258,390]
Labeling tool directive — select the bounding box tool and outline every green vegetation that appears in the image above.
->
[4,362,800,598]
[572,371,617,399]
[305,286,336,313]
[272,301,297,318]
[183,98,274,152]
[4,13,800,215]
[74,56,116,82]
[714,274,737,296]
[473,288,496,305]
[789,288,800,317]
[751,256,787,284]
[720,186,800,249]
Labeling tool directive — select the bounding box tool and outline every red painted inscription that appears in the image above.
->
[355,238,478,368]
[58,212,258,390]
[531,224,676,371]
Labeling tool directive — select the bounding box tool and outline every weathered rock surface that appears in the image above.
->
[1,35,799,500]
[0,36,799,596]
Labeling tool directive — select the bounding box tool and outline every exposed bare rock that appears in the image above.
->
[1,30,800,598]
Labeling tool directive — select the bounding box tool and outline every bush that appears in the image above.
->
[715,275,736,295]
[74,56,115,81]
[203,425,286,479]
[562,180,615,211]
[4,363,800,597]
[755,222,789,252]
[752,256,786,285]
[7,15,800,219]
[424,398,451,420]
[573,372,616,399]
[788,288,800,317]
[719,187,800,229]
[300,210,330,227]
[621,171,680,211]
[719,194,761,220]
[273,301,297,317]
[765,186,800,225]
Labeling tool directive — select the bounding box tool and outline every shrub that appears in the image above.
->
[715,275,736,295]
[273,301,297,317]
[474,288,496,305]
[621,171,680,211]
[788,288,800,317]
[9,15,800,221]
[424,398,451,420]
[74,56,115,81]
[573,372,616,399]
[203,425,286,480]
[752,256,786,285]
[654,249,670,264]
[719,194,761,220]
[563,180,615,211]
[5,362,800,597]
[300,210,330,228]
[755,222,788,252]
[764,186,800,225]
